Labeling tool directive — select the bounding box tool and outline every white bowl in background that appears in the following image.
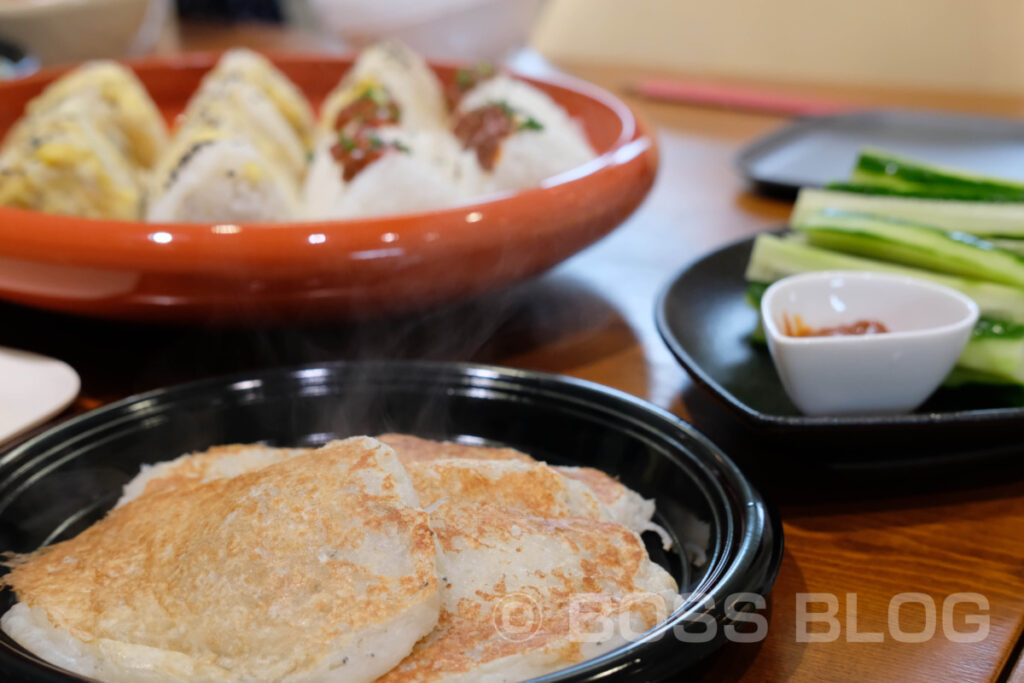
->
[0,0,170,67]
[305,0,546,62]
[761,271,979,417]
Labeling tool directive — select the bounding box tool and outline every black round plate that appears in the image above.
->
[0,361,782,682]
[655,234,1024,467]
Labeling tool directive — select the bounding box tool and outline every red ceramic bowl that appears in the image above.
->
[0,53,657,322]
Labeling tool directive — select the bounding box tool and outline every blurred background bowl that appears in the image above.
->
[305,0,546,62]
[0,0,171,66]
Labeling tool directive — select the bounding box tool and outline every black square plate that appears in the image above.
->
[737,109,1024,199]
[656,235,1024,464]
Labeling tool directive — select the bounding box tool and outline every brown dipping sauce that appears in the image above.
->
[782,314,889,338]
[454,104,515,171]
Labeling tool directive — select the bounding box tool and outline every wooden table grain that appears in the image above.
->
[2,23,1023,683]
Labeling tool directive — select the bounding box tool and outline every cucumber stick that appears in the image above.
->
[793,188,1024,238]
[959,335,1024,383]
[991,239,1024,256]
[943,367,1024,388]
[849,148,1024,202]
[826,182,1018,202]
[794,209,1024,288]
[745,234,1024,324]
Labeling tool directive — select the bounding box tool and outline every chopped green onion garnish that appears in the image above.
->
[517,116,544,132]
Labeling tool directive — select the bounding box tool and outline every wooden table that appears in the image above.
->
[3,23,1023,683]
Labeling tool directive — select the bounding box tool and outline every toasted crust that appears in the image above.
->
[406,458,606,520]
[378,435,658,535]
[378,502,679,683]
[385,453,679,683]
[554,466,625,506]
[376,434,534,464]
[5,438,440,682]
[70,434,671,682]
[115,443,309,507]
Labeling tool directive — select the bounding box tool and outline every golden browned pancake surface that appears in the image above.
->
[5,438,441,682]
[377,501,679,683]
[377,433,535,464]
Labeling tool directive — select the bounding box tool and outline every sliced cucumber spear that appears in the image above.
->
[793,188,1024,238]
[745,233,1024,324]
[959,334,1024,383]
[793,209,1024,288]
[825,182,1018,202]
[846,147,1024,202]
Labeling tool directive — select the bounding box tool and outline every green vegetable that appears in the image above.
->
[942,367,1024,388]
[990,238,1024,256]
[456,63,495,90]
[972,316,1024,340]
[745,234,1024,323]
[745,281,769,309]
[825,182,1018,201]
[337,134,356,151]
[958,334,1024,383]
[493,101,545,132]
[794,209,1024,288]
[456,69,473,89]
[357,85,386,105]
[793,188,1024,238]
[841,147,1024,202]
[517,116,544,132]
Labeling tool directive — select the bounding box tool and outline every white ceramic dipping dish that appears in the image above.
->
[761,271,979,416]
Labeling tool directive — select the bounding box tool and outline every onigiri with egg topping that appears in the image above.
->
[147,137,300,223]
[177,79,308,181]
[203,48,315,149]
[0,112,142,220]
[20,60,168,170]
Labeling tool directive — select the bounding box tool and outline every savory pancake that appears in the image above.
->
[116,443,308,507]
[377,501,681,683]
[377,434,661,539]
[376,433,534,465]
[119,435,663,538]
[375,455,680,681]
[3,438,441,683]
[554,465,660,541]
[104,434,678,682]
[117,435,666,545]
[404,457,606,520]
